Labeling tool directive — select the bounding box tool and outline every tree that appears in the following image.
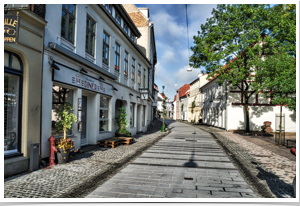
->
[190,4,296,132]
[191,96,196,124]
[253,51,296,145]
[161,93,167,132]
[114,107,130,136]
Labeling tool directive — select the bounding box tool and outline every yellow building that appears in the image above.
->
[4,4,47,177]
[188,73,208,123]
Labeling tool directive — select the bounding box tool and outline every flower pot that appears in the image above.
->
[55,147,71,164]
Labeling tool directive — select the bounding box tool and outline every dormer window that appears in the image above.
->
[104,4,112,14]
[123,24,128,34]
[130,32,135,42]
[115,11,121,25]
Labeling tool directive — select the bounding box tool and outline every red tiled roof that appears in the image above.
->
[159,93,167,98]
[178,84,190,98]
[174,94,177,102]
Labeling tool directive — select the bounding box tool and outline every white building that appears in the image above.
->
[41,4,156,159]
[201,77,296,132]
[157,93,172,118]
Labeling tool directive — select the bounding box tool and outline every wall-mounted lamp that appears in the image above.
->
[51,61,60,70]
[113,87,118,91]
[129,93,134,97]
[80,68,88,74]
[99,76,105,81]
[137,96,141,99]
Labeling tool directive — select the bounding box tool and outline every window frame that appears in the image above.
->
[130,103,135,127]
[114,42,120,72]
[115,11,121,25]
[123,23,128,34]
[131,58,135,81]
[104,4,112,14]
[61,4,76,44]
[4,50,23,156]
[138,64,141,85]
[85,15,96,56]
[99,95,110,132]
[124,51,128,76]
[102,31,110,66]
[51,85,74,138]
[143,68,146,88]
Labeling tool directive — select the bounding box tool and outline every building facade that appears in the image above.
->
[173,84,190,121]
[41,4,156,159]
[201,77,296,132]
[188,73,208,123]
[4,4,47,177]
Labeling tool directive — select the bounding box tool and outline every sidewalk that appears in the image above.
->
[4,119,170,198]
[183,122,296,198]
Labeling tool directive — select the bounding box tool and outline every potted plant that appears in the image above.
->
[54,102,78,164]
[114,107,131,137]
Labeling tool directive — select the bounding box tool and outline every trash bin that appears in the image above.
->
[30,143,40,171]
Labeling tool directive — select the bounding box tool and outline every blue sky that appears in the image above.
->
[135,4,218,101]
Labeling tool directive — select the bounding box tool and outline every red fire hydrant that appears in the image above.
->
[48,135,58,166]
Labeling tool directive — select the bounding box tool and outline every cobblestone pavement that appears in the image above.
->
[4,120,169,198]
[85,120,257,198]
[186,122,296,198]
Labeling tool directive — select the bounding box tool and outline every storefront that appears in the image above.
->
[41,49,116,158]
[4,5,47,177]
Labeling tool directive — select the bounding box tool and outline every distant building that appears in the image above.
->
[174,84,190,120]
[188,73,209,123]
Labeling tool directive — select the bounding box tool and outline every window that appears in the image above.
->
[124,51,128,76]
[131,58,135,81]
[99,96,110,132]
[52,86,74,137]
[61,4,76,43]
[104,4,112,13]
[138,64,141,85]
[4,51,23,155]
[142,105,146,126]
[130,32,135,42]
[143,68,146,88]
[123,23,128,34]
[86,15,96,56]
[102,31,110,65]
[130,103,135,127]
[114,43,120,72]
[115,11,121,25]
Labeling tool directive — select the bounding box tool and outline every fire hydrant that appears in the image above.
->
[48,135,58,166]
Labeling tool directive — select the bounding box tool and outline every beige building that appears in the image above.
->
[4,4,47,177]
[188,73,208,123]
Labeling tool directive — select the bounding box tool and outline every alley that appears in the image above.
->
[85,120,257,198]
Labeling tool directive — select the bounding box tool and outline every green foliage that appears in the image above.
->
[191,120,194,124]
[114,107,130,135]
[54,102,77,151]
[253,51,296,110]
[191,96,196,114]
[190,4,296,131]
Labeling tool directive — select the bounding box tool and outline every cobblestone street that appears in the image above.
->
[4,119,296,199]
[189,122,296,198]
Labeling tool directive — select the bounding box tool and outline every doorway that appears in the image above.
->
[81,95,88,146]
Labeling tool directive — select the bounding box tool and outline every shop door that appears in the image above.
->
[81,96,88,146]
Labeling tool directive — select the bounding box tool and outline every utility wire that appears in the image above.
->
[186,4,190,64]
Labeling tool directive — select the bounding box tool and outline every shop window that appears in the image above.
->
[99,96,110,132]
[52,86,74,137]
[130,103,135,127]
[4,51,23,155]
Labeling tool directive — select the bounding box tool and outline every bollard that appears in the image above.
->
[48,135,58,166]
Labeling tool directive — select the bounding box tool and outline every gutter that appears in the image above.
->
[48,42,118,80]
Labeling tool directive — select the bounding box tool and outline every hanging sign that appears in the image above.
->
[53,64,113,96]
[4,15,20,43]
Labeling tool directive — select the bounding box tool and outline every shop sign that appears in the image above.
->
[4,15,20,44]
[53,64,113,96]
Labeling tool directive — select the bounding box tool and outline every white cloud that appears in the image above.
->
[162,49,175,62]
[151,12,186,39]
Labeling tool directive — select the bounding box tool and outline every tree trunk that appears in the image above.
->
[279,105,282,145]
[63,128,66,140]
[244,100,250,132]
